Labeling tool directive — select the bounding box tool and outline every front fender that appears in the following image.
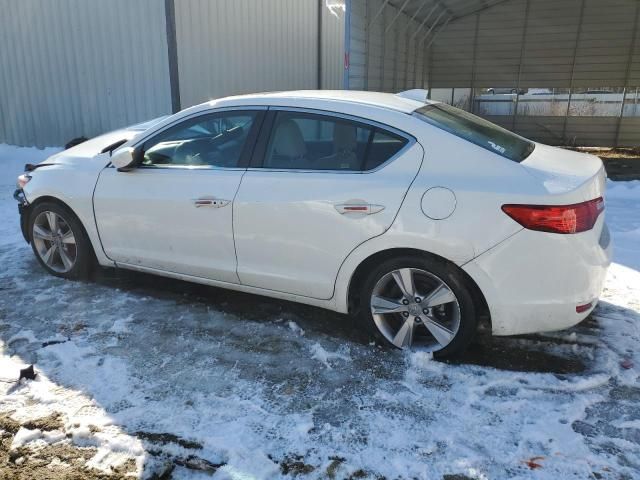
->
[22,159,115,267]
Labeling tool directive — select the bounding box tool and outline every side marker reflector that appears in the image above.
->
[576,302,593,314]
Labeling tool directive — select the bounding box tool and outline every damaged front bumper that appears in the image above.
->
[14,188,30,243]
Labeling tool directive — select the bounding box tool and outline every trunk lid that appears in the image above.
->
[521,143,606,204]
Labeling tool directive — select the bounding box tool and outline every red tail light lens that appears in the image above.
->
[502,197,604,234]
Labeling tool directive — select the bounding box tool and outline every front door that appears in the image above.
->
[93,109,263,283]
[233,109,423,299]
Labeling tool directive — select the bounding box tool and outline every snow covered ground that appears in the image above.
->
[0,143,639,479]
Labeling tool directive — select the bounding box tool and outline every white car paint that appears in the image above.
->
[93,166,244,283]
[233,138,423,299]
[19,90,611,338]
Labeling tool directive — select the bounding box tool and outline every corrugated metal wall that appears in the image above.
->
[429,0,639,89]
[348,0,640,146]
[3,0,638,147]
[0,0,346,147]
[429,0,640,146]
[321,1,346,89]
[174,0,319,107]
[0,0,172,148]
[348,0,425,92]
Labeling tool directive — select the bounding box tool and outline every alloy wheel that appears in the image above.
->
[32,211,77,273]
[370,268,461,351]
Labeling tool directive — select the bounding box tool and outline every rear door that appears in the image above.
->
[94,109,264,282]
[233,109,423,299]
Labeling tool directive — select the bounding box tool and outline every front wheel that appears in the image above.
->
[28,202,93,280]
[357,256,477,358]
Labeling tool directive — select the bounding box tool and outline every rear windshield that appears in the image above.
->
[414,103,535,162]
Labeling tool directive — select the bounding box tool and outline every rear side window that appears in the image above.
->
[414,103,535,162]
[262,111,409,171]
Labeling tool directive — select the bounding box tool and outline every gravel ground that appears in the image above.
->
[1,145,639,480]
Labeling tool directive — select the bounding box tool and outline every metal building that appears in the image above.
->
[346,0,640,147]
[0,0,638,148]
[0,0,346,147]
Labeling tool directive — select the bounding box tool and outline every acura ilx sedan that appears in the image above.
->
[14,90,611,357]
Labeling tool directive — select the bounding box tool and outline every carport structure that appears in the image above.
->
[344,0,640,146]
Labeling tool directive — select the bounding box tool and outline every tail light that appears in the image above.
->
[502,197,604,234]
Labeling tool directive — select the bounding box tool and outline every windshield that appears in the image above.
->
[414,103,535,162]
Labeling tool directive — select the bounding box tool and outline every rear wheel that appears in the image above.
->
[29,202,93,280]
[358,256,477,357]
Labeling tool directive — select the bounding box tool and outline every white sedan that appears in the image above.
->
[14,91,611,357]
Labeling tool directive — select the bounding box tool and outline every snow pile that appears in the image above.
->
[605,179,640,271]
[309,342,350,369]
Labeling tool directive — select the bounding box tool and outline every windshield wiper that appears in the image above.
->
[25,163,55,172]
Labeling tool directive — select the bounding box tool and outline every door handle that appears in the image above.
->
[335,202,385,215]
[193,197,230,208]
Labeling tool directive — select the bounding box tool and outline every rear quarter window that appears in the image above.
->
[261,111,409,171]
[414,103,535,162]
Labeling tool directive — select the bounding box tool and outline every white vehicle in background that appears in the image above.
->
[486,87,526,95]
[14,90,611,357]
[527,88,554,95]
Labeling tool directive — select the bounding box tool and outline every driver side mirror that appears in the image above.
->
[111,147,137,171]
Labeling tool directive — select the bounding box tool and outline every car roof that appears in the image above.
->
[210,90,434,114]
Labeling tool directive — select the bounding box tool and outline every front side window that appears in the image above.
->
[263,112,408,171]
[414,103,535,162]
[142,112,258,168]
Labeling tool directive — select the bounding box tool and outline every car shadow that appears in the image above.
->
[92,266,598,375]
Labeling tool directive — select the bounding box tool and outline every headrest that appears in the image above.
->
[272,120,306,158]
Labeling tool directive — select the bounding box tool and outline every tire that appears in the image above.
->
[357,255,477,358]
[28,201,94,280]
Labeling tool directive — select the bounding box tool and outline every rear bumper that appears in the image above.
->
[463,219,612,336]
[14,188,30,243]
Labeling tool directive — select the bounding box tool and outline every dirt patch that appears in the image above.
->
[272,453,316,476]
[564,146,640,180]
[574,146,640,160]
[0,413,20,435]
[0,412,136,480]
[22,412,64,432]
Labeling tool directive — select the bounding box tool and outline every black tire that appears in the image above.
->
[357,255,477,358]
[28,201,94,280]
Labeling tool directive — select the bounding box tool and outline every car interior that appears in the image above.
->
[142,116,253,168]
[264,115,407,171]
[140,112,408,171]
